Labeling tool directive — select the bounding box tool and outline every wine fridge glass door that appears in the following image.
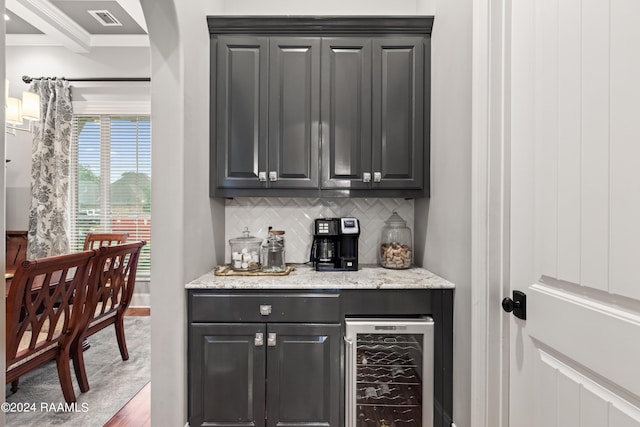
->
[345,318,434,427]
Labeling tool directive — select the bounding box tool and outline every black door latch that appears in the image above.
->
[502,290,527,320]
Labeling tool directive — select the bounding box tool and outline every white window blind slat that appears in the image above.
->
[70,115,152,276]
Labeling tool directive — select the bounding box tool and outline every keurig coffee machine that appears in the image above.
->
[311,217,360,271]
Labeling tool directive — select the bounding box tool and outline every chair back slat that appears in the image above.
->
[82,232,128,251]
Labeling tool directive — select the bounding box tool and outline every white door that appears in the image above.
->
[508,0,640,425]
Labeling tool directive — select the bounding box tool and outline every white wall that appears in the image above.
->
[5,46,150,230]
[415,0,473,426]
[207,0,433,14]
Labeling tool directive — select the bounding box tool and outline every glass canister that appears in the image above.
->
[261,230,286,273]
[379,212,413,269]
[229,227,262,271]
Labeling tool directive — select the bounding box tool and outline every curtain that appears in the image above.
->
[27,79,73,259]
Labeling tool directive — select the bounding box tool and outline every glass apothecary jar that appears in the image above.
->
[261,230,286,273]
[229,227,261,271]
[379,212,413,269]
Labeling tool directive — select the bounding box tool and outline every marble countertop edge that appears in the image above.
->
[185,265,455,290]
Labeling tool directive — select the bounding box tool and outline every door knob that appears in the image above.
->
[502,290,527,320]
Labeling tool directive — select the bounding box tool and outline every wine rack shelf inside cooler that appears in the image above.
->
[356,334,424,426]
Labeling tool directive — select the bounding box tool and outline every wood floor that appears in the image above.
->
[103,382,150,427]
[103,308,151,427]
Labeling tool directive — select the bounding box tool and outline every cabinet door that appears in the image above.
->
[189,323,266,427]
[265,323,341,427]
[216,36,269,189]
[268,38,320,189]
[372,37,425,190]
[320,38,372,189]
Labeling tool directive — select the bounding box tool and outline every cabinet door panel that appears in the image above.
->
[266,323,340,427]
[269,38,320,189]
[189,323,266,427]
[217,36,268,189]
[372,38,425,189]
[321,38,372,189]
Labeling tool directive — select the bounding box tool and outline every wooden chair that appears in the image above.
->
[82,232,128,251]
[6,250,96,403]
[71,240,146,392]
[6,230,28,271]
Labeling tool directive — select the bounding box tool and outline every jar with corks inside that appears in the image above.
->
[378,212,412,269]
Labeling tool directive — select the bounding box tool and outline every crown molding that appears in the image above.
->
[207,16,434,36]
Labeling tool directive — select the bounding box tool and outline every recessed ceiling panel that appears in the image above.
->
[5,10,44,34]
[50,0,147,34]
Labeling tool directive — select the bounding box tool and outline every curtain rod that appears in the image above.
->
[22,75,150,83]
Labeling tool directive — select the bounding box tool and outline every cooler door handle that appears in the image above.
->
[344,336,354,426]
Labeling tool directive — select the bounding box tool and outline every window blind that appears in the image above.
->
[70,115,152,276]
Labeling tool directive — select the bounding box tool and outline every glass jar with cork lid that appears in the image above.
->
[379,212,413,269]
[261,229,286,273]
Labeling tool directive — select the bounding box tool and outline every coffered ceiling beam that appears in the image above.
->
[7,0,91,53]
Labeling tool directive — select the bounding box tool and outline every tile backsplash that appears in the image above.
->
[225,198,414,264]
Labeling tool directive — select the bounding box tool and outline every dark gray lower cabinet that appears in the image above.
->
[188,287,454,427]
[266,324,340,427]
[189,322,340,427]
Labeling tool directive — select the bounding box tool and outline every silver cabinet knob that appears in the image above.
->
[258,171,267,182]
[373,172,382,183]
[269,171,278,181]
[362,172,371,183]
[267,333,277,347]
[260,304,272,316]
[255,333,264,346]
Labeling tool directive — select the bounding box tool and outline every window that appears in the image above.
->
[70,115,151,276]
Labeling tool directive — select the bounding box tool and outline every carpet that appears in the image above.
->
[5,316,150,427]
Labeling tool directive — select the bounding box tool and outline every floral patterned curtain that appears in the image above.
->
[27,79,73,259]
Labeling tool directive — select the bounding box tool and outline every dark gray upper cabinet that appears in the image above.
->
[320,37,424,191]
[268,38,320,189]
[209,17,433,198]
[372,37,425,190]
[215,36,320,191]
[321,38,373,190]
[215,36,268,189]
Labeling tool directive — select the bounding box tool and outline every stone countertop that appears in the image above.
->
[185,264,455,290]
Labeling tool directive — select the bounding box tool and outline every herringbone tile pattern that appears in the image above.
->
[225,198,414,264]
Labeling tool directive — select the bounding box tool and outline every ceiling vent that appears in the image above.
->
[88,10,122,27]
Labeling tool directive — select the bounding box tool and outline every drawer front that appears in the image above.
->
[190,293,340,323]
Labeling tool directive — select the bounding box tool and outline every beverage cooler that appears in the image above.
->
[345,318,434,427]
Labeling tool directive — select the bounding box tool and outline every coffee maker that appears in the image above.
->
[311,217,360,271]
